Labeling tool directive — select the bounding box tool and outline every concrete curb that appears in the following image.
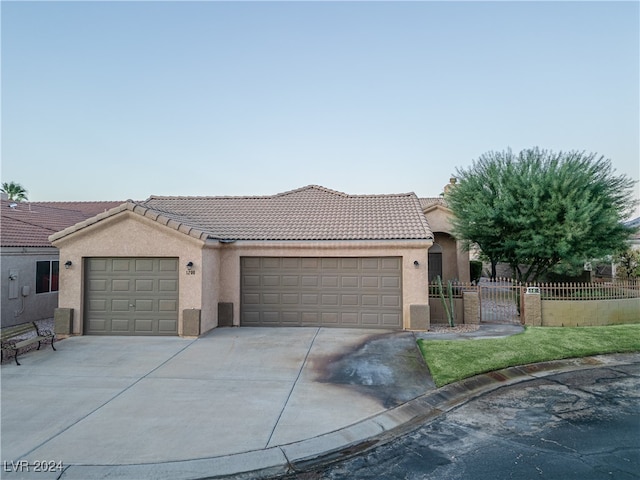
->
[40,352,638,480]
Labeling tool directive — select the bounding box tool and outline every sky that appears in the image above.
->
[2,1,639,216]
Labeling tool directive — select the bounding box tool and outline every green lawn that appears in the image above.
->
[417,324,640,387]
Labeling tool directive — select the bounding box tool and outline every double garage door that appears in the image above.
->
[84,258,179,335]
[241,257,403,329]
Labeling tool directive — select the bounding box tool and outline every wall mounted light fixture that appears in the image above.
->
[64,261,73,269]
[413,260,420,267]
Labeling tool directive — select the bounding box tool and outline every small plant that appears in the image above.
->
[435,275,455,327]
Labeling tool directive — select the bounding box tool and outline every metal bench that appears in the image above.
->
[1,322,56,366]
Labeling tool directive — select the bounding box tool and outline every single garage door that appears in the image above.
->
[241,257,402,328]
[84,257,179,335]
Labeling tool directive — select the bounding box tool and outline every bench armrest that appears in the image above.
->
[1,340,18,349]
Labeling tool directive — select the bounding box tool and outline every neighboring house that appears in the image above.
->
[420,197,471,283]
[1,196,122,328]
[49,185,434,336]
[626,217,640,250]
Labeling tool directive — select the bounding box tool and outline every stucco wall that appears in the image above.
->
[541,298,640,326]
[424,206,470,282]
[53,212,205,335]
[1,248,60,327]
[207,239,431,330]
[423,207,453,233]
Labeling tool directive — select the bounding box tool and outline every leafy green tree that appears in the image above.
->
[1,181,29,202]
[615,249,640,280]
[446,148,637,283]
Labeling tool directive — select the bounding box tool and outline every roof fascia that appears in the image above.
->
[48,201,210,244]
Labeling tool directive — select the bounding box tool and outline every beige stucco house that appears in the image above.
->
[50,186,435,336]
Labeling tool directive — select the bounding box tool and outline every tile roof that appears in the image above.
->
[419,197,449,210]
[2,200,123,247]
[50,186,433,243]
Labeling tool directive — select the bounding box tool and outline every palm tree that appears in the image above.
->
[1,181,29,202]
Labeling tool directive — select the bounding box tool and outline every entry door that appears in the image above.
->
[84,258,179,335]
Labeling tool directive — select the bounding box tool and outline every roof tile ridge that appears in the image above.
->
[347,191,416,198]
[145,194,272,200]
[409,193,434,239]
[8,201,125,215]
[28,200,124,205]
[274,185,349,197]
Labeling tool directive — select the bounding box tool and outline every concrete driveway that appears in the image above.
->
[1,327,432,479]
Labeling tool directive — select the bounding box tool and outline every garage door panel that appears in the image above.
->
[383,314,402,326]
[263,258,280,269]
[158,279,178,292]
[159,300,177,312]
[112,280,130,291]
[382,276,401,288]
[362,295,379,306]
[362,313,381,325]
[135,279,154,291]
[341,294,359,306]
[302,294,319,305]
[263,293,280,304]
[341,313,359,325]
[282,294,299,304]
[281,258,299,269]
[84,257,178,336]
[302,276,319,287]
[112,259,131,271]
[135,299,154,312]
[341,276,359,287]
[111,299,130,311]
[301,312,319,324]
[89,279,108,292]
[263,275,280,286]
[240,257,402,328]
[321,258,339,269]
[320,313,338,324]
[282,276,299,286]
[341,258,358,269]
[135,259,154,271]
[263,312,280,323]
[134,319,153,333]
[88,299,107,312]
[112,319,131,332]
[243,293,260,305]
[301,258,319,268]
[87,319,106,332]
[321,276,339,287]
[362,258,380,269]
[159,259,178,271]
[382,258,401,269]
[321,294,339,306]
[382,295,401,307]
[159,319,178,332]
[362,277,379,288]
[281,312,300,323]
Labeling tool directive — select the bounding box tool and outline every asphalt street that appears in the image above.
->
[274,362,640,480]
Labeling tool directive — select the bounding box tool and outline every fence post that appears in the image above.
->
[462,290,480,324]
[523,287,542,326]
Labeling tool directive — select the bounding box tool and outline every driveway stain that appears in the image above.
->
[313,332,434,408]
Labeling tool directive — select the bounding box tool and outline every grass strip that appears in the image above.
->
[417,324,640,387]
